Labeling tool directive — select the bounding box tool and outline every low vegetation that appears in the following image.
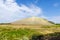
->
[0,24,60,40]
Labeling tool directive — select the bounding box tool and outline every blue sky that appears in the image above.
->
[0,0,60,23]
[16,0,60,16]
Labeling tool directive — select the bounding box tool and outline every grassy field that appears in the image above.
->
[0,24,60,40]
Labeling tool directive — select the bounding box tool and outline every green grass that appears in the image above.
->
[0,25,60,40]
[0,27,40,40]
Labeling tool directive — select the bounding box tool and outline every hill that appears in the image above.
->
[11,17,53,25]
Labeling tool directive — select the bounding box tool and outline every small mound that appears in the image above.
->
[11,17,53,25]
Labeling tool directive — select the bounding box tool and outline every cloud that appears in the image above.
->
[0,0,42,23]
[53,3,59,7]
[47,16,60,23]
[35,0,39,4]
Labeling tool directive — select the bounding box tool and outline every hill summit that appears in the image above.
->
[11,17,53,25]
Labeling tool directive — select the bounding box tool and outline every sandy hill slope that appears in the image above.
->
[11,17,53,25]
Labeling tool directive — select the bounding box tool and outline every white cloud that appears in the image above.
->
[53,3,59,7]
[47,16,60,23]
[35,0,39,4]
[0,0,42,23]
